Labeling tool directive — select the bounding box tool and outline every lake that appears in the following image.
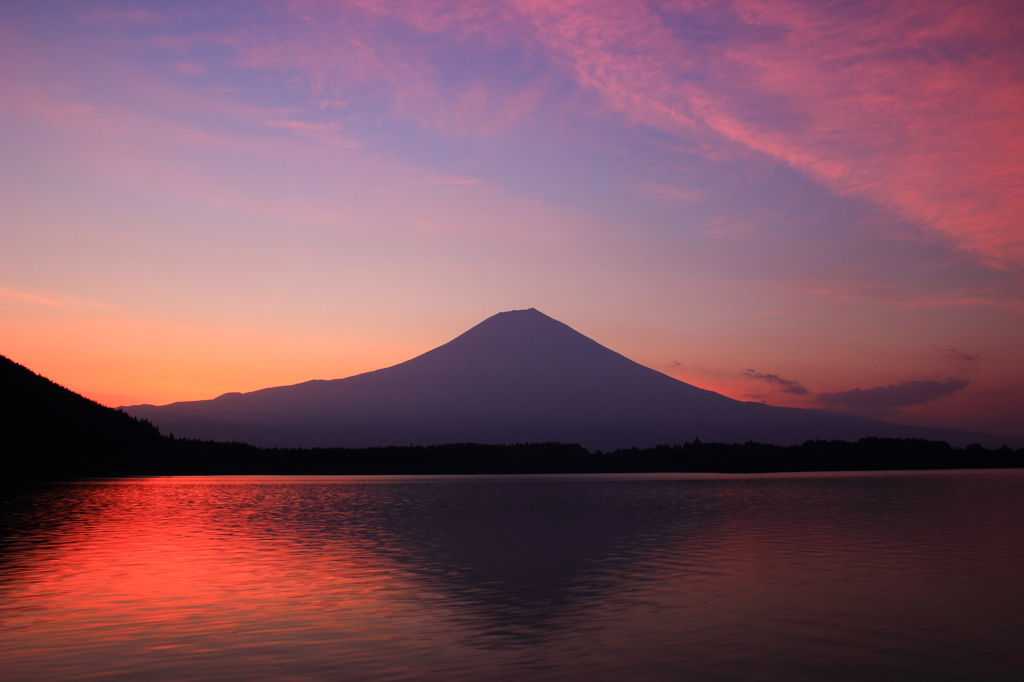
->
[1,471,1022,681]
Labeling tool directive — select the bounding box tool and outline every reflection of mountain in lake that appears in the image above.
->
[125,309,1016,449]
[322,477,722,639]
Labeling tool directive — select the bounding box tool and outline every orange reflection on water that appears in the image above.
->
[0,478,490,680]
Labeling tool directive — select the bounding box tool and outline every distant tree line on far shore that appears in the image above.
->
[6,434,1024,482]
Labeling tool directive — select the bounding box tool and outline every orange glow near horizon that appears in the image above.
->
[0,307,428,407]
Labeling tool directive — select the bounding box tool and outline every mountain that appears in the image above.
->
[124,309,1021,450]
[1,354,166,478]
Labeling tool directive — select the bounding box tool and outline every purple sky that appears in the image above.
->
[1,0,1022,436]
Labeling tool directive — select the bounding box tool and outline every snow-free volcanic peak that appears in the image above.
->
[124,310,1020,449]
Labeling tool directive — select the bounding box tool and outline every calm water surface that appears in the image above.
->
[1,471,1022,681]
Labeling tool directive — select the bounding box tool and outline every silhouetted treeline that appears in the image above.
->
[140,437,1023,477]
[3,354,1023,481]
[6,433,1024,481]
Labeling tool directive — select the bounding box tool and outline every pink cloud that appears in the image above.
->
[786,277,1023,314]
[173,61,207,76]
[3,64,580,247]
[77,8,169,26]
[505,0,1024,268]
[0,287,117,312]
[213,1,559,137]
[277,1,1024,268]
[351,0,527,43]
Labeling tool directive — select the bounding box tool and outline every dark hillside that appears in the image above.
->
[1,355,167,479]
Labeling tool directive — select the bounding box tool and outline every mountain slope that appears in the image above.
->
[124,309,1021,449]
[1,354,166,478]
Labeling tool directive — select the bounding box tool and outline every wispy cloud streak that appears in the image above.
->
[0,287,117,312]
[505,0,1024,267]
[940,348,980,363]
[817,378,969,409]
[743,368,808,395]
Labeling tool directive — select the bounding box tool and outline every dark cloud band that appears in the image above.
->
[816,379,968,409]
[743,369,808,395]
[941,348,980,362]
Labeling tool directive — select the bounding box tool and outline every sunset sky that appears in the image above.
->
[2,0,1022,437]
